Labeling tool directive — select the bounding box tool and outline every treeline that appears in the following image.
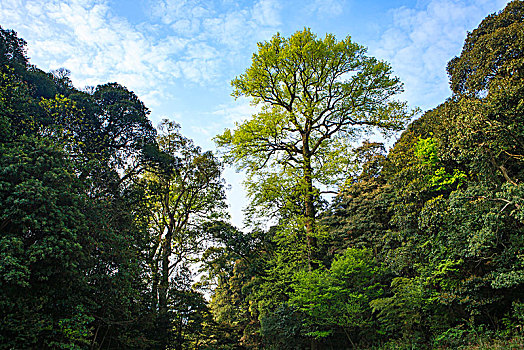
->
[0,1,523,350]
[0,25,227,349]
[206,1,524,349]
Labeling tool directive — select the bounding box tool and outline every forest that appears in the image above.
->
[0,1,523,349]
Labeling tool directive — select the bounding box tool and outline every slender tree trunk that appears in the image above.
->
[487,149,518,185]
[151,259,159,311]
[158,225,173,348]
[158,233,170,313]
[302,149,317,271]
[90,325,100,349]
[343,327,356,349]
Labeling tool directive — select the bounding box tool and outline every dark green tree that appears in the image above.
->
[0,27,159,348]
[0,137,92,349]
[142,120,227,349]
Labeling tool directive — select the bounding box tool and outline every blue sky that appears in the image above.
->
[0,0,510,227]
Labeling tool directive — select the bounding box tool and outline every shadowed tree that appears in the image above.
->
[143,120,227,348]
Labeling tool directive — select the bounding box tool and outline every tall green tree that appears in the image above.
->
[446,0,524,186]
[216,28,412,267]
[143,120,227,349]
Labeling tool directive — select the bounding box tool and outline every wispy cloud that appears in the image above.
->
[306,0,346,17]
[370,0,510,110]
[153,0,282,51]
[0,0,166,102]
[212,97,260,126]
[152,0,210,32]
[252,0,282,27]
[0,0,283,106]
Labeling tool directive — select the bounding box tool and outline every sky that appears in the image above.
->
[0,0,511,227]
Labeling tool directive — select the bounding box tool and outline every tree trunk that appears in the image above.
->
[158,233,170,313]
[158,225,173,348]
[151,259,159,311]
[302,151,317,271]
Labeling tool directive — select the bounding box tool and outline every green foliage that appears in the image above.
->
[370,277,428,340]
[323,142,393,257]
[207,3,524,349]
[291,248,386,346]
[141,119,227,349]
[259,304,310,350]
[0,27,159,348]
[414,136,440,166]
[0,137,91,349]
[414,136,466,191]
[445,0,524,185]
[216,28,413,274]
[2,2,524,349]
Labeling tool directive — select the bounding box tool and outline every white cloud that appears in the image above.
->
[191,125,212,136]
[0,0,285,106]
[0,0,238,104]
[140,89,171,109]
[307,0,346,17]
[212,97,260,125]
[203,11,252,49]
[370,0,511,111]
[252,0,281,27]
[152,0,282,49]
[170,18,200,35]
[152,0,207,26]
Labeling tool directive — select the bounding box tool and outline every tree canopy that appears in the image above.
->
[217,28,412,267]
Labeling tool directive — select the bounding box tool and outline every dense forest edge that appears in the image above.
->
[0,1,523,349]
